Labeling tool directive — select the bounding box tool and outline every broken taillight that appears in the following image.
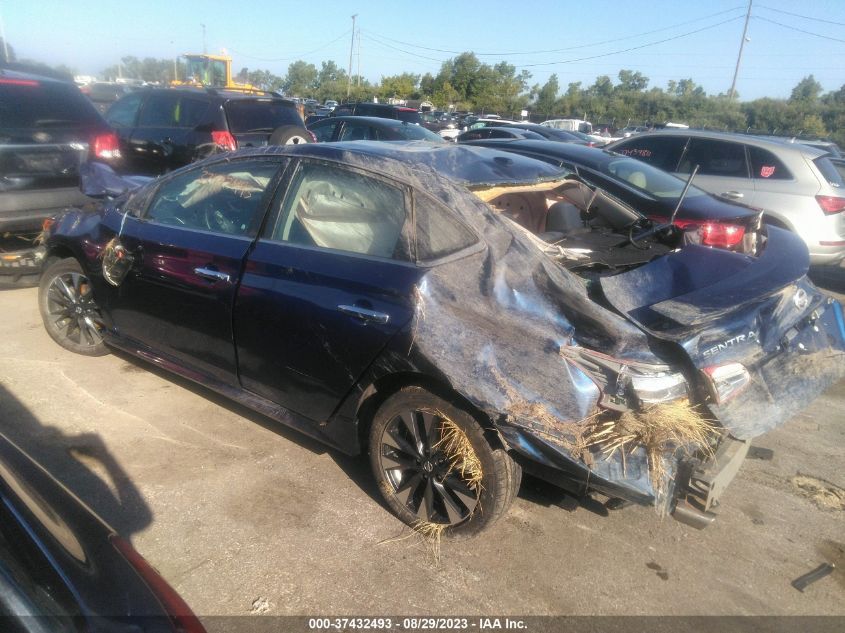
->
[92,132,121,159]
[211,130,238,152]
[702,363,750,404]
[673,219,746,249]
[816,195,845,216]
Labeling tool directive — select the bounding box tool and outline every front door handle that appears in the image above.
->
[194,267,231,283]
[721,190,744,199]
[337,304,390,324]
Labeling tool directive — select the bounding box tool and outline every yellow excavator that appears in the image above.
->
[171,53,259,92]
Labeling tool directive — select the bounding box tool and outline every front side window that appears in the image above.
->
[338,122,374,141]
[271,161,409,260]
[144,160,281,235]
[310,120,338,142]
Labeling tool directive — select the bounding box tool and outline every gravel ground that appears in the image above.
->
[0,270,842,620]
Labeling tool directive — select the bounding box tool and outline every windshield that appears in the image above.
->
[225,100,302,133]
[602,155,706,200]
[0,81,102,128]
[397,110,422,124]
[185,57,227,87]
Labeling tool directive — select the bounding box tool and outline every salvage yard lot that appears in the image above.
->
[1,281,843,618]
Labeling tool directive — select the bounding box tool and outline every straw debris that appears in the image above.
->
[434,415,483,492]
[585,399,718,496]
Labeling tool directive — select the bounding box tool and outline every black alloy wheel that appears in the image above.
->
[370,386,521,536]
[39,258,109,356]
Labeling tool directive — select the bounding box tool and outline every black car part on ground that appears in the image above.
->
[0,70,120,286]
[0,431,206,631]
[42,143,845,534]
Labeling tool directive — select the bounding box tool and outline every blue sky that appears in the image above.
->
[2,0,843,100]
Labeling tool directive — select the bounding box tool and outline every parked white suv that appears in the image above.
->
[608,130,845,266]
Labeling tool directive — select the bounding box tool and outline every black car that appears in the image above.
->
[0,431,205,631]
[38,143,844,536]
[460,138,763,253]
[0,70,121,286]
[331,102,423,125]
[308,116,444,142]
[104,87,311,176]
[457,127,546,142]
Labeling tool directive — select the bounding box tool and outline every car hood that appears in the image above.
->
[600,226,845,439]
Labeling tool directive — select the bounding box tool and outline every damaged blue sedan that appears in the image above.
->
[38,142,845,535]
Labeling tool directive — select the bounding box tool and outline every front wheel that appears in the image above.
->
[369,386,521,537]
[38,258,109,356]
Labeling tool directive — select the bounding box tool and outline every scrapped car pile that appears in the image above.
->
[35,142,845,537]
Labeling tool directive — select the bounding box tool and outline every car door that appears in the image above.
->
[234,159,420,421]
[676,137,755,205]
[104,157,286,385]
[128,92,199,175]
[309,118,340,142]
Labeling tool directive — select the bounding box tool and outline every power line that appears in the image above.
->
[360,33,445,64]
[754,15,845,44]
[517,16,743,68]
[362,6,745,57]
[757,4,845,27]
[228,30,350,63]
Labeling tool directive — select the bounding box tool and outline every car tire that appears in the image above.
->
[369,386,521,537]
[268,125,312,145]
[38,258,109,357]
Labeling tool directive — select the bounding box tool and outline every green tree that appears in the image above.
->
[535,74,559,117]
[790,75,823,103]
[283,60,318,97]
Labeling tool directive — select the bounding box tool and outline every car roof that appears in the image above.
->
[131,86,295,103]
[626,129,827,159]
[0,68,73,86]
[221,141,566,188]
[460,138,607,164]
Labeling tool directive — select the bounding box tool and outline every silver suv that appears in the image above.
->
[608,130,845,266]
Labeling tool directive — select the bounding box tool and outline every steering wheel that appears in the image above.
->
[202,199,241,234]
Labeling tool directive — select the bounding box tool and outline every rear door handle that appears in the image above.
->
[337,304,390,324]
[194,267,231,283]
[721,190,744,199]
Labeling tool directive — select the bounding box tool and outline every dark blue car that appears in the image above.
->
[37,142,845,535]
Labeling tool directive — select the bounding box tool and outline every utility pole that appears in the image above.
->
[356,29,361,87]
[347,14,357,98]
[729,0,752,99]
[0,11,9,63]
[201,23,207,54]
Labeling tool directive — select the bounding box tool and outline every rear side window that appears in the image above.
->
[680,138,748,178]
[0,80,102,128]
[815,157,845,188]
[613,136,687,172]
[176,97,210,128]
[273,162,410,260]
[225,101,303,133]
[137,93,180,127]
[414,193,478,261]
[748,146,792,180]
